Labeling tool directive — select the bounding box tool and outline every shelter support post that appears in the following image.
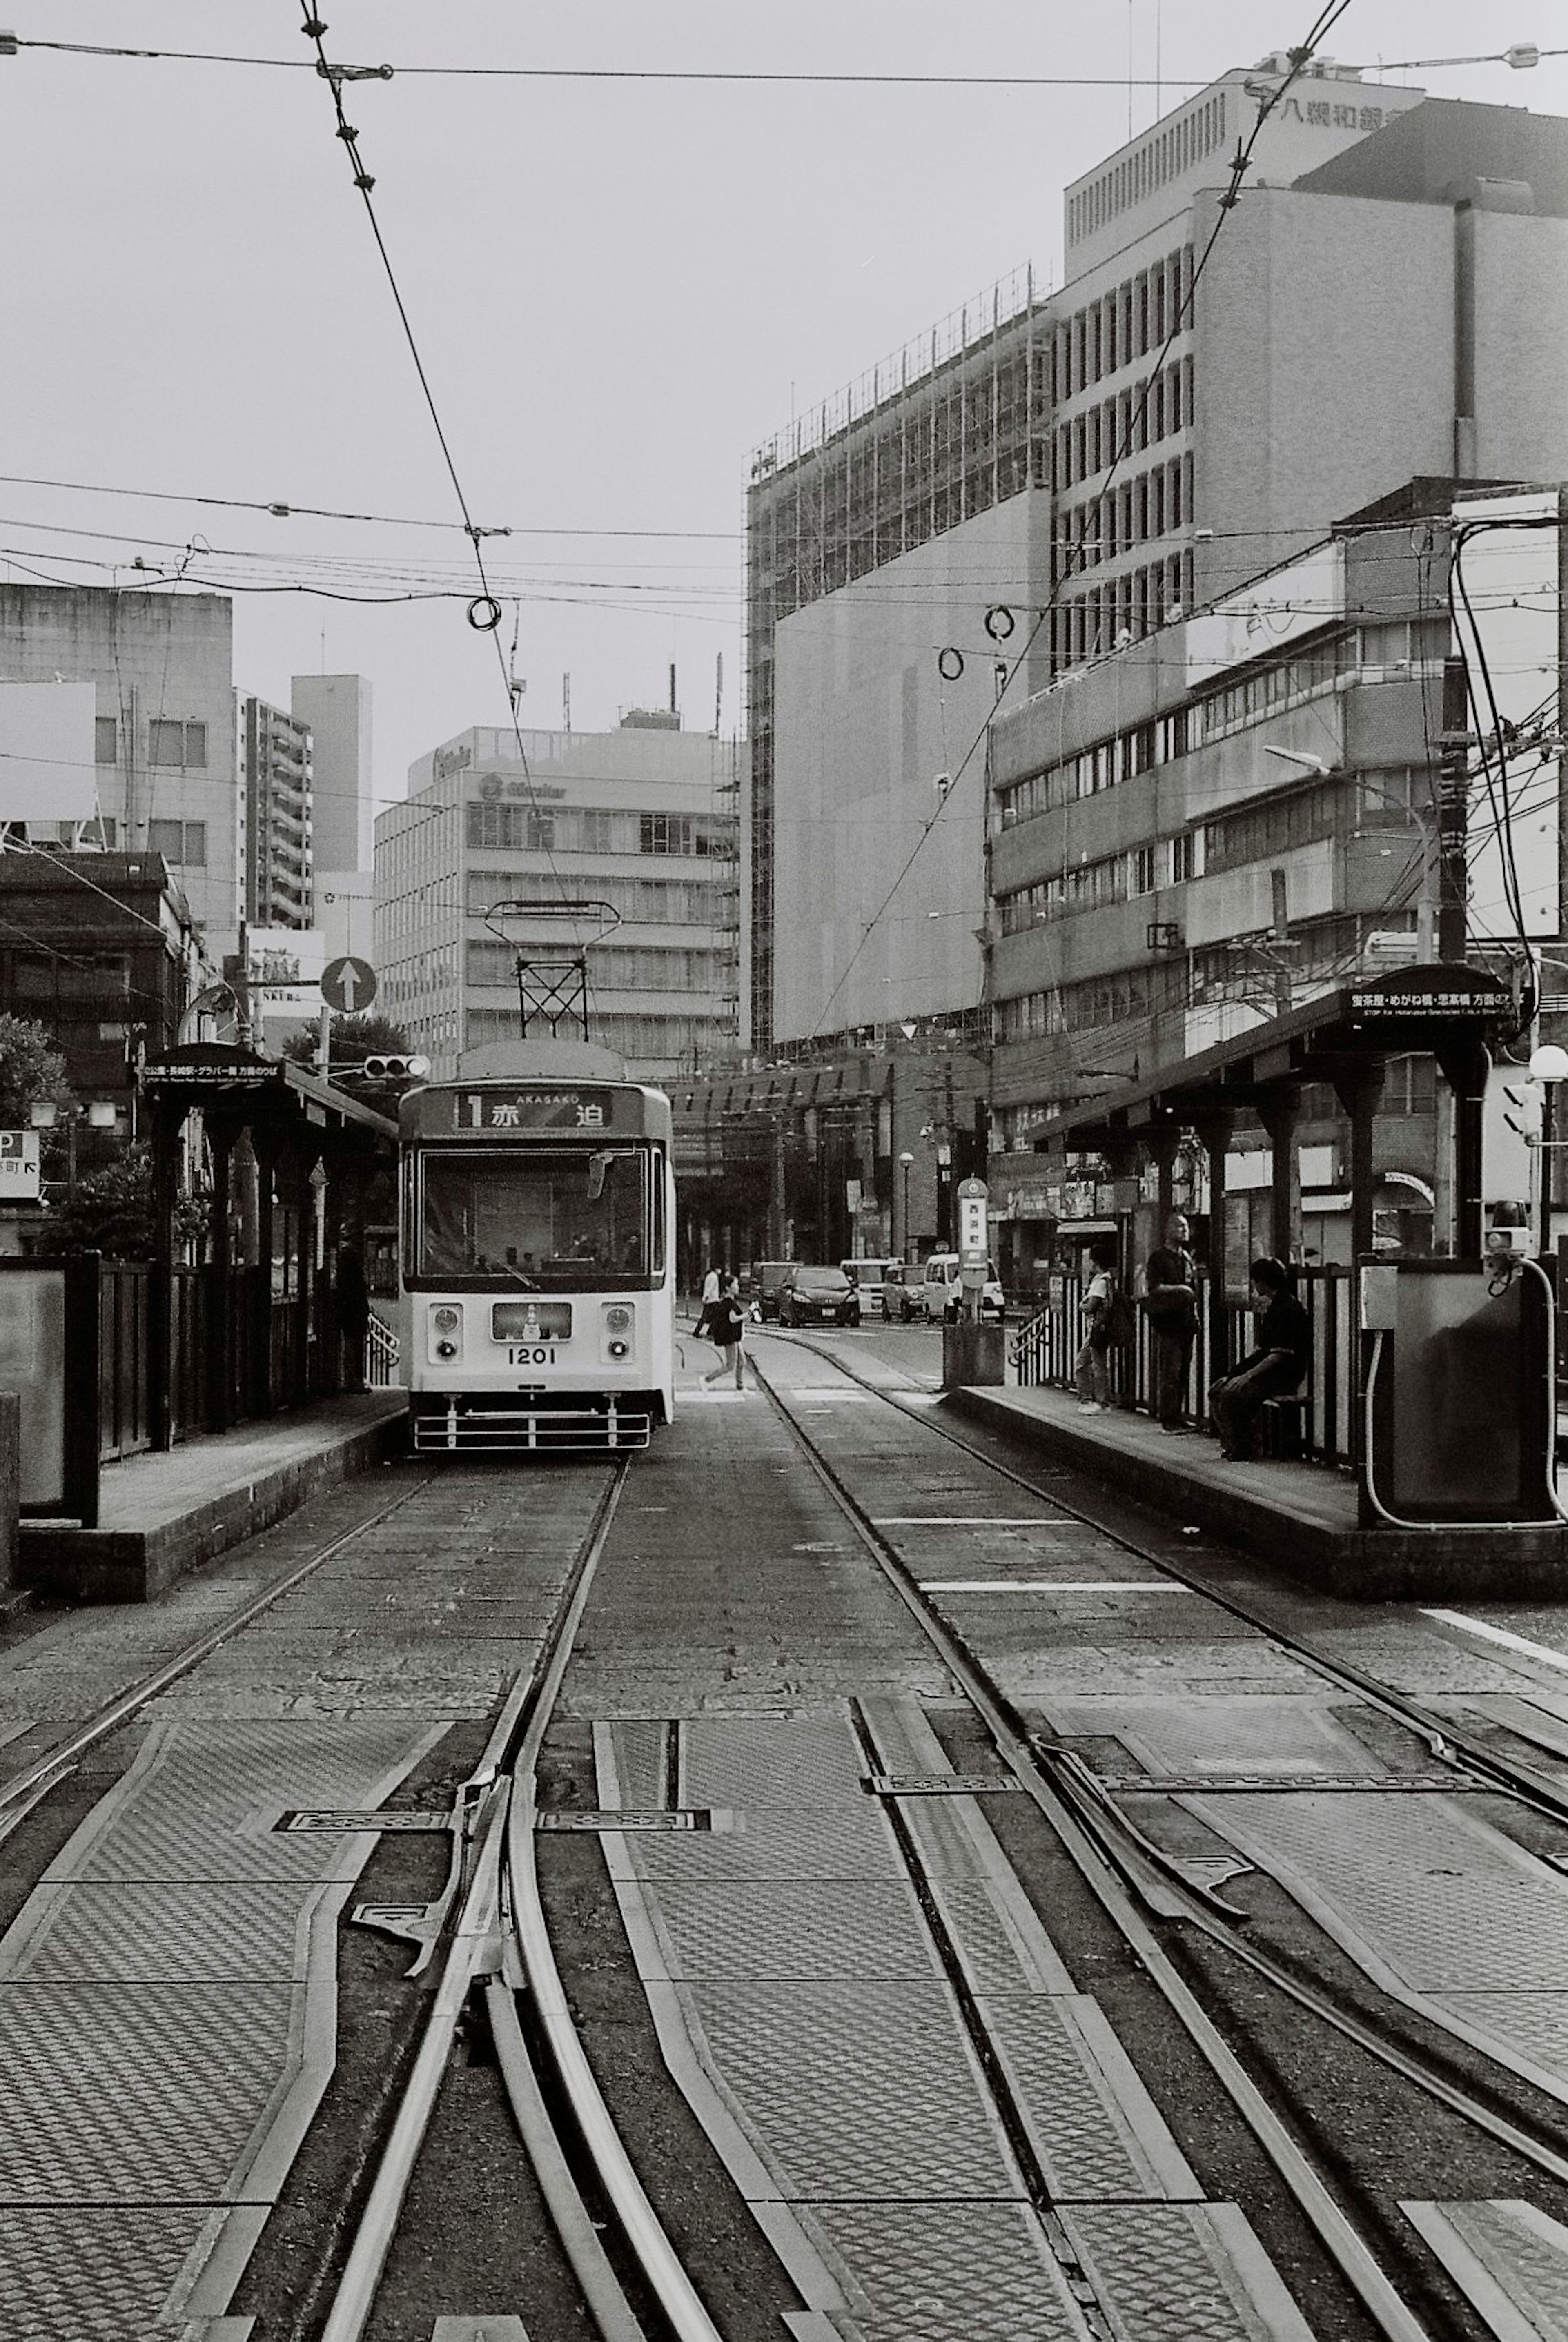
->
[205,1122,235,1433]
[1435,1035,1490,1260]
[1330,1064,1386,1267]
[1257,1086,1303,1265]
[148,1099,184,1452]
[1191,1109,1234,1377]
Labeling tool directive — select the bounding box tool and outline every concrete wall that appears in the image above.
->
[771,492,1050,1042]
[1193,191,1455,606]
[292,673,373,874]
[0,587,238,944]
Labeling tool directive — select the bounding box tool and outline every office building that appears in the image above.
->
[746,66,1568,1067]
[239,697,313,930]
[292,675,375,964]
[374,715,740,1081]
[985,479,1567,1282]
[0,585,240,942]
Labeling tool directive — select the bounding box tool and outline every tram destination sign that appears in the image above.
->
[410,1084,645,1136]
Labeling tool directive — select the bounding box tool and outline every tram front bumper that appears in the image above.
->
[411,1391,654,1453]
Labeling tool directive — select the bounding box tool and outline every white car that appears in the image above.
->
[915,1253,1005,1323]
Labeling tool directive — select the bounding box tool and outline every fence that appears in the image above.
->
[1011,1265,1356,1467]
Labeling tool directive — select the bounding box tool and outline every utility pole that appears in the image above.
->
[1437,654,1470,962]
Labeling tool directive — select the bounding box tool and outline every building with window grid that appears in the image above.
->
[239,697,313,930]
[746,64,1568,1061]
[0,584,241,944]
[374,716,739,1082]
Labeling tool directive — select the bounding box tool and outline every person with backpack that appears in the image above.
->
[701,1273,748,1391]
[1075,1236,1124,1412]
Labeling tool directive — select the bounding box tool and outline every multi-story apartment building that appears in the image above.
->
[239,697,313,930]
[0,585,240,944]
[745,65,1568,1066]
[374,716,739,1081]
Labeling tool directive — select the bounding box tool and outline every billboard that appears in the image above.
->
[0,681,98,821]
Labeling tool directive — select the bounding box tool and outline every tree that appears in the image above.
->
[34,1146,209,1261]
[0,1013,73,1131]
[282,1012,412,1071]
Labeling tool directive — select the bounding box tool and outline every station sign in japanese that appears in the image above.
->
[410,1086,646,1137]
[1347,966,1509,1022]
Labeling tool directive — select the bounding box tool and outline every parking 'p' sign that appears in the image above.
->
[321,956,378,1014]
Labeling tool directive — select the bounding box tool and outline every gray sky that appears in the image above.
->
[7,4,1566,819]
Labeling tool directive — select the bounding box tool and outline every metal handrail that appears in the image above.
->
[364,1308,401,1387]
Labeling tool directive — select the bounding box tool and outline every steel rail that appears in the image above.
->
[0,1467,442,1833]
[317,1458,632,2342]
[753,1351,1439,2342]
[766,1329,1568,1829]
[767,1334,1568,2187]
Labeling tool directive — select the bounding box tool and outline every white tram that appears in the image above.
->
[397,1042,676,1452]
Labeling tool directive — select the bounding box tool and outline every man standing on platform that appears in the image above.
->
[1141,1211,1198,1432]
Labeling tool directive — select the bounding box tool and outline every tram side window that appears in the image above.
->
[418,1151,652,1285]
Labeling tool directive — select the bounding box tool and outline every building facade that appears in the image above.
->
[746,65,1568,1070]
[239,696,313,930]
[0,847,202,1131]
[985,480,1567,1283]
[374,717,740,1082]
[0,586,240,944]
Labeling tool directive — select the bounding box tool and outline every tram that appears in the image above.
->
[397,1040,676,1452]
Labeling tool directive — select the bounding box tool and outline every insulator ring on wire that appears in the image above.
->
[984,604,1017,641]
[937,647,964,681]
[467,597,504,632]
[354,172,375,191]
[301,17,328,36]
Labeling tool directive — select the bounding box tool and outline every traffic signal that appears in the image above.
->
[1502,1072,1544,1146]
[359,1054,431,1081]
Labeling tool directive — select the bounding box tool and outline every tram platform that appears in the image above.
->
[947,1380,1568,1604]
[18,1391,407,1607]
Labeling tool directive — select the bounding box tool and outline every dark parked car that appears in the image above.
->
[777,1265,861,1329]
[747,1261,794,1322]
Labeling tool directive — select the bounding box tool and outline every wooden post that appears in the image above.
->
[1191,1109,1234,1380]
[1257,1085,1303,1264]
[1330,1063,1386,1269]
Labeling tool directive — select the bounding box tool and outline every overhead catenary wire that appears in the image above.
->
[806,0,1357,1041]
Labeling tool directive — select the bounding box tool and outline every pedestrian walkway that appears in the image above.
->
[20,1394,406,1607]
[948,1382,1568,1603]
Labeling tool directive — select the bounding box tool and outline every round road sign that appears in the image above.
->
[321,955,378,1015]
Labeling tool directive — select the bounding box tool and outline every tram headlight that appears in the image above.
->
[601,1301,634,1363]
[604,1306,633,1332]
[429,1303,463,1363]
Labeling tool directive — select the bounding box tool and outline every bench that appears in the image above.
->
[1258,1395,1309,1460]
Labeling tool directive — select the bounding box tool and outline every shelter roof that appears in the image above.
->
[1032,965,1513,1154]
[138,1044,398,1142]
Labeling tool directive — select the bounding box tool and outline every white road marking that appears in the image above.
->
[1421,1609,1568,1671]
[873,1516,1058,1526]
[918,1578,1193,1594]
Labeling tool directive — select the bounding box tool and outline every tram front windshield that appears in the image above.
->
[417,1148,653,1288]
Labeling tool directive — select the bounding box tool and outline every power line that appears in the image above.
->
[15,40,1211,89]
[0,471,739,542]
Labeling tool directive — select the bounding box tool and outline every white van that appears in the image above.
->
[917,1253,1005,1323]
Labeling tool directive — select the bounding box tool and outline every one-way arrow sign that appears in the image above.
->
[321,955,378,1014]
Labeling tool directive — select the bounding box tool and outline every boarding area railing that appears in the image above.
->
[1010,1263,1356,1467]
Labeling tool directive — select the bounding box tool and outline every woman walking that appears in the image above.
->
[701,1273,748,1391]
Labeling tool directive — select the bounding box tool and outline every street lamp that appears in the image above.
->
[899,1151,915,1262]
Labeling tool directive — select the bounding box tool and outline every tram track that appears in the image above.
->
[751,1334,1568,2342]
[0,1468,446,1839]
[314,1453,730,2342]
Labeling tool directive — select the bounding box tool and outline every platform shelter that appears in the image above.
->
[1029,964,1515,1385]
[140,1044,398,1447]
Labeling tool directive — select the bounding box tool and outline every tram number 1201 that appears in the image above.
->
[507,1345,557,1366]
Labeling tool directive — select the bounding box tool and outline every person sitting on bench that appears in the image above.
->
[1208,1258,1309,1461]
